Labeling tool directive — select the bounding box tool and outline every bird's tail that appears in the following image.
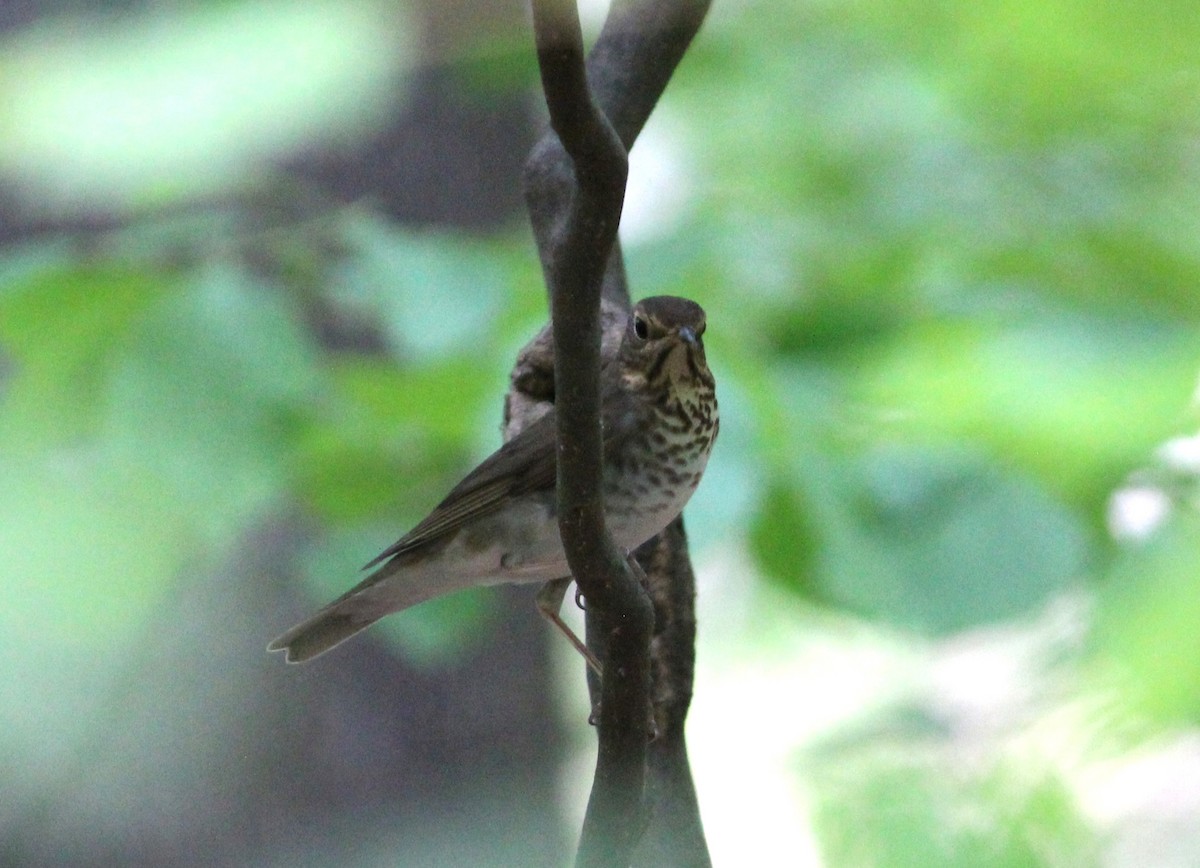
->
[267,554,457,663]
[266,602,380,663]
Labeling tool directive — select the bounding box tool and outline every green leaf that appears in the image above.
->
[100,260,319,538]
[749,481,820,597]
[0,457,190,652]
[0,260,170,448]
[295,356,496,522]
[849,445,1089,633]
[855,314,1198,509]
[1094,513,1200,726]
[0,253,325,651]
[812,750,1096,868]
[750,435,1089,634]
[333,212,512,360]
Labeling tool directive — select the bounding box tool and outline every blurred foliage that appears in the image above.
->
[2,0,1200,864]
[667,0,1200,682]
[662,2,1200,862]
[0,210,539,658]
[0,0,410,212]
[810,748,1098,868]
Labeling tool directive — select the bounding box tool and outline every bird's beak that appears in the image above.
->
[678,326,697,345]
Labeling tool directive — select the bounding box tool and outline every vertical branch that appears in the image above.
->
[523,1,713,865]
[531,2,654,865]
[632,517,708,866]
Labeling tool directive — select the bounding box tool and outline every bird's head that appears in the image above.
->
[618,295,712,393]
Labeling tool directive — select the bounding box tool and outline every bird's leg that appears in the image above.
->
[536,577,603,676]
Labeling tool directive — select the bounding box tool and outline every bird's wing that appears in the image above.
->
[362,409,560,568]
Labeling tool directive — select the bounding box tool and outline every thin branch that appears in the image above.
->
[525,0,711,304]
[589,0,712,148]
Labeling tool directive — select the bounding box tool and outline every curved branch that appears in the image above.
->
[525,1,713,865]
[532,2,653,865]
[531,0,630,615]
[526,0,711,306]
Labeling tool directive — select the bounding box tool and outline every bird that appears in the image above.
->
[268,295,718,664]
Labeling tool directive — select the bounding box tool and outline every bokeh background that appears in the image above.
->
[3,1,1200,865]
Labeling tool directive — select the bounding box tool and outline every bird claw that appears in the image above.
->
[586,700,659,741]
[535,578,602,676]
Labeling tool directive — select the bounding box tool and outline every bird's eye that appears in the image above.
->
[634,316,650,340]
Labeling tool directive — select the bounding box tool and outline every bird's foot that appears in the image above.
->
[535,578,602,676]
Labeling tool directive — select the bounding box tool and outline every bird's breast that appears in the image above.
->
[603,397,717,551]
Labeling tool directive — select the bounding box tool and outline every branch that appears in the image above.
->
[525,0,711,305]
[531,2,654,865]
[590,0,712,146]
[632,517,708,866]
[524,1,712,865]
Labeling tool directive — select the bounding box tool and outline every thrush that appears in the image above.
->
[268,295,718,663]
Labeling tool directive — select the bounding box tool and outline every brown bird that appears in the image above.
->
[268,296,718,663]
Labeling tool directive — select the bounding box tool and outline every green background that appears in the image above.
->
[2,1,1199,864]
